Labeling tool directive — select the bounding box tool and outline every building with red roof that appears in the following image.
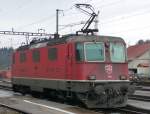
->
[127,43,150,76]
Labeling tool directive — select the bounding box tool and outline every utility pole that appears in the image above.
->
[56,9,59,35]
[55,9,63,38]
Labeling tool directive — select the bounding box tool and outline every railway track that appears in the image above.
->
[129,89,150,102]
[0,80,150,114]
[0,80,12,91]
[116,105,150,114]
[94,104,150,114]
[0,84,12,91]
[129,95,150,102]
[0,103,30,114]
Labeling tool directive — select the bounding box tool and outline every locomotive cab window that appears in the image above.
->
[84,42,105,62]
[76,43,84,61]
[20,52,26,63]
[32,50,40,62]
[48,48,57,60]
[110,42,125,62]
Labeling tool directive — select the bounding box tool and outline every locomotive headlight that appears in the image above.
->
[88,75,96,80]
[119,75,127,80]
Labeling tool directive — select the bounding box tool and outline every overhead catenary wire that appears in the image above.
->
[108,24,150,35]
[100,8,150,25]
[16,13,56,30]
[95,0,122,8]
[2,0,150,36]
[57,0,127,31]
[60,5,150,33]
[0,0,34,17]
[15,0,95,30]
[59,21,85,31]
[14,0,125,31]
[15,4,76,30]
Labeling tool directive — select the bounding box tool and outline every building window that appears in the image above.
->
[20,52,26,63]
[48,48,57,60]
[32,50,40,62]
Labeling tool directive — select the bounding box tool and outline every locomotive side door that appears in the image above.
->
[66,43,74,79]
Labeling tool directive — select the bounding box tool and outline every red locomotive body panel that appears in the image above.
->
[12,39,128,80]
[12,43,68,79]
[74,63,128,80]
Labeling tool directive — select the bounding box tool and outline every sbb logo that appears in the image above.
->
[105,64,112,75]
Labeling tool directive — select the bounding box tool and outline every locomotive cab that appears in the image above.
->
[69,36,129,81]
[64,35,133,108]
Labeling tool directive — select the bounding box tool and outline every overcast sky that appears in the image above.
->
[0,0,150,48]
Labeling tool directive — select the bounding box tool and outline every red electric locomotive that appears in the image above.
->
[11,4,134,108]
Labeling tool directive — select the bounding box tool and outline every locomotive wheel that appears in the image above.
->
[31,91,43,98]
[13,85,26,95]
[12,85,18,92]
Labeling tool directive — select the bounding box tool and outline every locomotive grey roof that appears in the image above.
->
[17,34,125,51]
[65,34,125,43]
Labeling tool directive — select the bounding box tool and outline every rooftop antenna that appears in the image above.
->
[75,4,99,35]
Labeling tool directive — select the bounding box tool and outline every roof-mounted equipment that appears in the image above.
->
[75,4,99,35]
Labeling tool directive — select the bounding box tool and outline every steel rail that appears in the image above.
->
[129,95,150,102]
[0,80,12,91]
[116,105,150,114]
[0,103,31,114]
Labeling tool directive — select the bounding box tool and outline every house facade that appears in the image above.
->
[127,43,150,77]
